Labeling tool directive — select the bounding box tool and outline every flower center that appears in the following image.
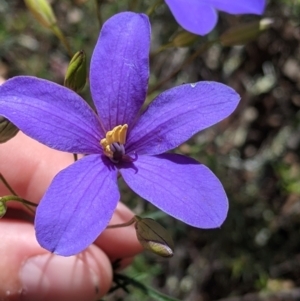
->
[100,124,128,163]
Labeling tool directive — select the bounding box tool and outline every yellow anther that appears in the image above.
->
[105,145,113,158]
[115,126,123,141]
[106,130,114,144]
[117,124,128,144]
[100,138,108,149]
[100,124,128,158]
[110,125,121,144]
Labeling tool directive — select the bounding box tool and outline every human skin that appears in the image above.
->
[0,132,142,301]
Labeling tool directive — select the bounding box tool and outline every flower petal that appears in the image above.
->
[35,155,119,256]
[165,0,218,35]
[90,12,150,131]
[0,76,103,154]
[210,0,266,15]
[126,82,240,156]
[120,154,228,228]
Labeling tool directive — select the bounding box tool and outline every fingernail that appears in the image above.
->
[20,254,100,301]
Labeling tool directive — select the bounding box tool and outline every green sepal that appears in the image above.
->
[135,216,174,258]
[0,116,19,143]
[64,50,87,93]
[24,0,57,28]
[220,18,273,46]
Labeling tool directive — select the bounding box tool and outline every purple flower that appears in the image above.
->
[0,12,240,256]
[165,0,266,35]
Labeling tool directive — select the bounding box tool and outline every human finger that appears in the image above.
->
[0,219,113,301]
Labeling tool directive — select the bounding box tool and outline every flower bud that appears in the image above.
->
[220,18,274,46]
[24,0,57,29]
[135,217,174,258]
[64,50,87,93]
[0,116,19,143]
[171,31,198,47]
[0,199,7,218]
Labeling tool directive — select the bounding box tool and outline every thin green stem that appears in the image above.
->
[0,174,36,215]
[50,24,73,58]
[95,0,103,29]
[112,273,182,301]
[150,42,173,57]
[148,39,217,94]
[0,173,17,195]
[146,0,163,16]
[23,204,35,214]
[1,195,37,207]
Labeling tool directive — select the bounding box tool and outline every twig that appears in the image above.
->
[0,173,17,195]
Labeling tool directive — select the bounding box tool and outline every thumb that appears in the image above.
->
[0,219,113,301]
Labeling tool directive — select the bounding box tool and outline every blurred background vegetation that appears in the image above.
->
[1,0,300,300]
